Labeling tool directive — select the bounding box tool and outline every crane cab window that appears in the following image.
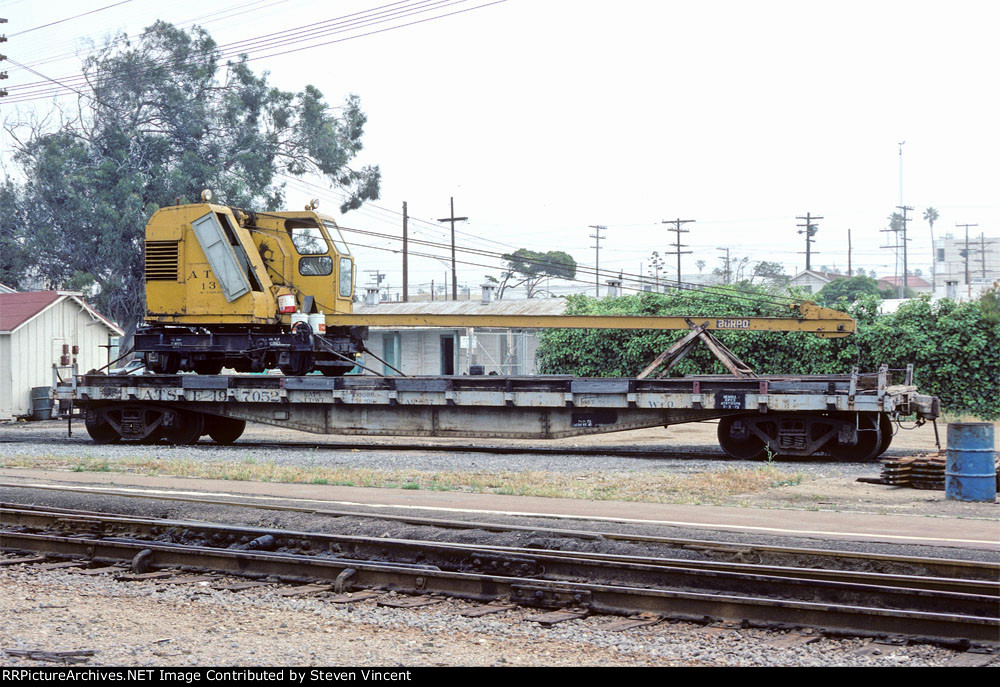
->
[323,221,351,255]
[287,220,329,255]
[299,256,333,276]
[339,257,353,297]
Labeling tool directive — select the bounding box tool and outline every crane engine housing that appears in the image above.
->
[136,199,366,375]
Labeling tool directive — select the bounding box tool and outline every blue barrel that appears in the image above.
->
[30,386,54,421]
[946,423,996,502]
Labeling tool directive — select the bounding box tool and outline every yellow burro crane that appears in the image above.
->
[112,194,927,462]
[137,194,854,378]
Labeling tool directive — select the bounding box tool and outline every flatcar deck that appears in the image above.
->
[55,369,939,459]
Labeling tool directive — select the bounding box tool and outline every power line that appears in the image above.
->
[7,1,135,38]
[328,222,805,309]
[5,1,444,90]
[262,174,808,307]
[1,0,507,104]
[8,0,290,73]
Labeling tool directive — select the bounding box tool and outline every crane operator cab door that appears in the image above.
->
[190,212,252,302]
[283,216,354,317]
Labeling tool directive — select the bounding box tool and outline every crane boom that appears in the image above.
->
[325,302,855,338]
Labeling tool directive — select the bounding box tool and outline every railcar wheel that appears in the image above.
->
[279,353,313,376]
[163,410,204,445]
[205,416,246,445]
[85,410,121,444]
[320,366,351,377]
[151,352,180,375]
[193,359,224,375]
[717,416,767,460]
[140,427,164,444]
[827,414,882,462]
[877,413,893,456]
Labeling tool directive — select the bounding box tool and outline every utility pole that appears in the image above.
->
[896,205,913,294]
[437,197,467,300]
[588,225,607,297]
[847,229,852,277]
[716,247,731,285]
[796,213,822,271]
[980,233,988,280]
[1,18,8,98]
[880,213,905,295]
[402,201,409,302]
[662,218,694,284]
[956,223,978,297]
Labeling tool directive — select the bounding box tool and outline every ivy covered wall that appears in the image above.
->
[536,289,1000,419]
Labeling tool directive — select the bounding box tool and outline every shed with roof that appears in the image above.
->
[0,291,123,420]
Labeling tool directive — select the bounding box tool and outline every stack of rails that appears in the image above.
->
[875,454,945,489]
[875,456,921,486]
[873,453,999,491]
[911,455,948,491]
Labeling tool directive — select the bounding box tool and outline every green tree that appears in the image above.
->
[923,206,939,289]
[0,180,32,287]
[496,248,577,298]
[817,275,882,305]
[0,21,380,331]
[749,261,788,286]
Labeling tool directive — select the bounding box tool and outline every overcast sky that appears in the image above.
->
[2,0,998,295]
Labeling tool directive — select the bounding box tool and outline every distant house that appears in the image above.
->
[355,298,566,376]
[787,270,847,294]
[877,275,933,294]
[0,291,123,420]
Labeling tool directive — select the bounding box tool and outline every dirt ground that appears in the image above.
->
[2,417,997,520]
[245,420,999,517]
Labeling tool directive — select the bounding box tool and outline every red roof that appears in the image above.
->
[0,291,61,332]
[877,275,931,288]
[0,291,122,334]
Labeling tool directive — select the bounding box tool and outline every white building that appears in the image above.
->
[787,270,846,294]
[0,291,123,420]
[355,298,567,376]
[933,232,1000,300]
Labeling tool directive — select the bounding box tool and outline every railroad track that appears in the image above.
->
[2,504,997,647]
[2,482,994,580]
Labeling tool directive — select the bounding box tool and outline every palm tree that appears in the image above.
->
[924,207,939,290]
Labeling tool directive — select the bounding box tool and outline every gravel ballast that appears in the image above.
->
[0,563,985,667]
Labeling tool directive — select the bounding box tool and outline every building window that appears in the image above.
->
[382,333,400,375]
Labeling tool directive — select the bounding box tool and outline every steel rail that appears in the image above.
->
[2,529,995,646]
[2,507,998,620]
[3,490,996,582]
